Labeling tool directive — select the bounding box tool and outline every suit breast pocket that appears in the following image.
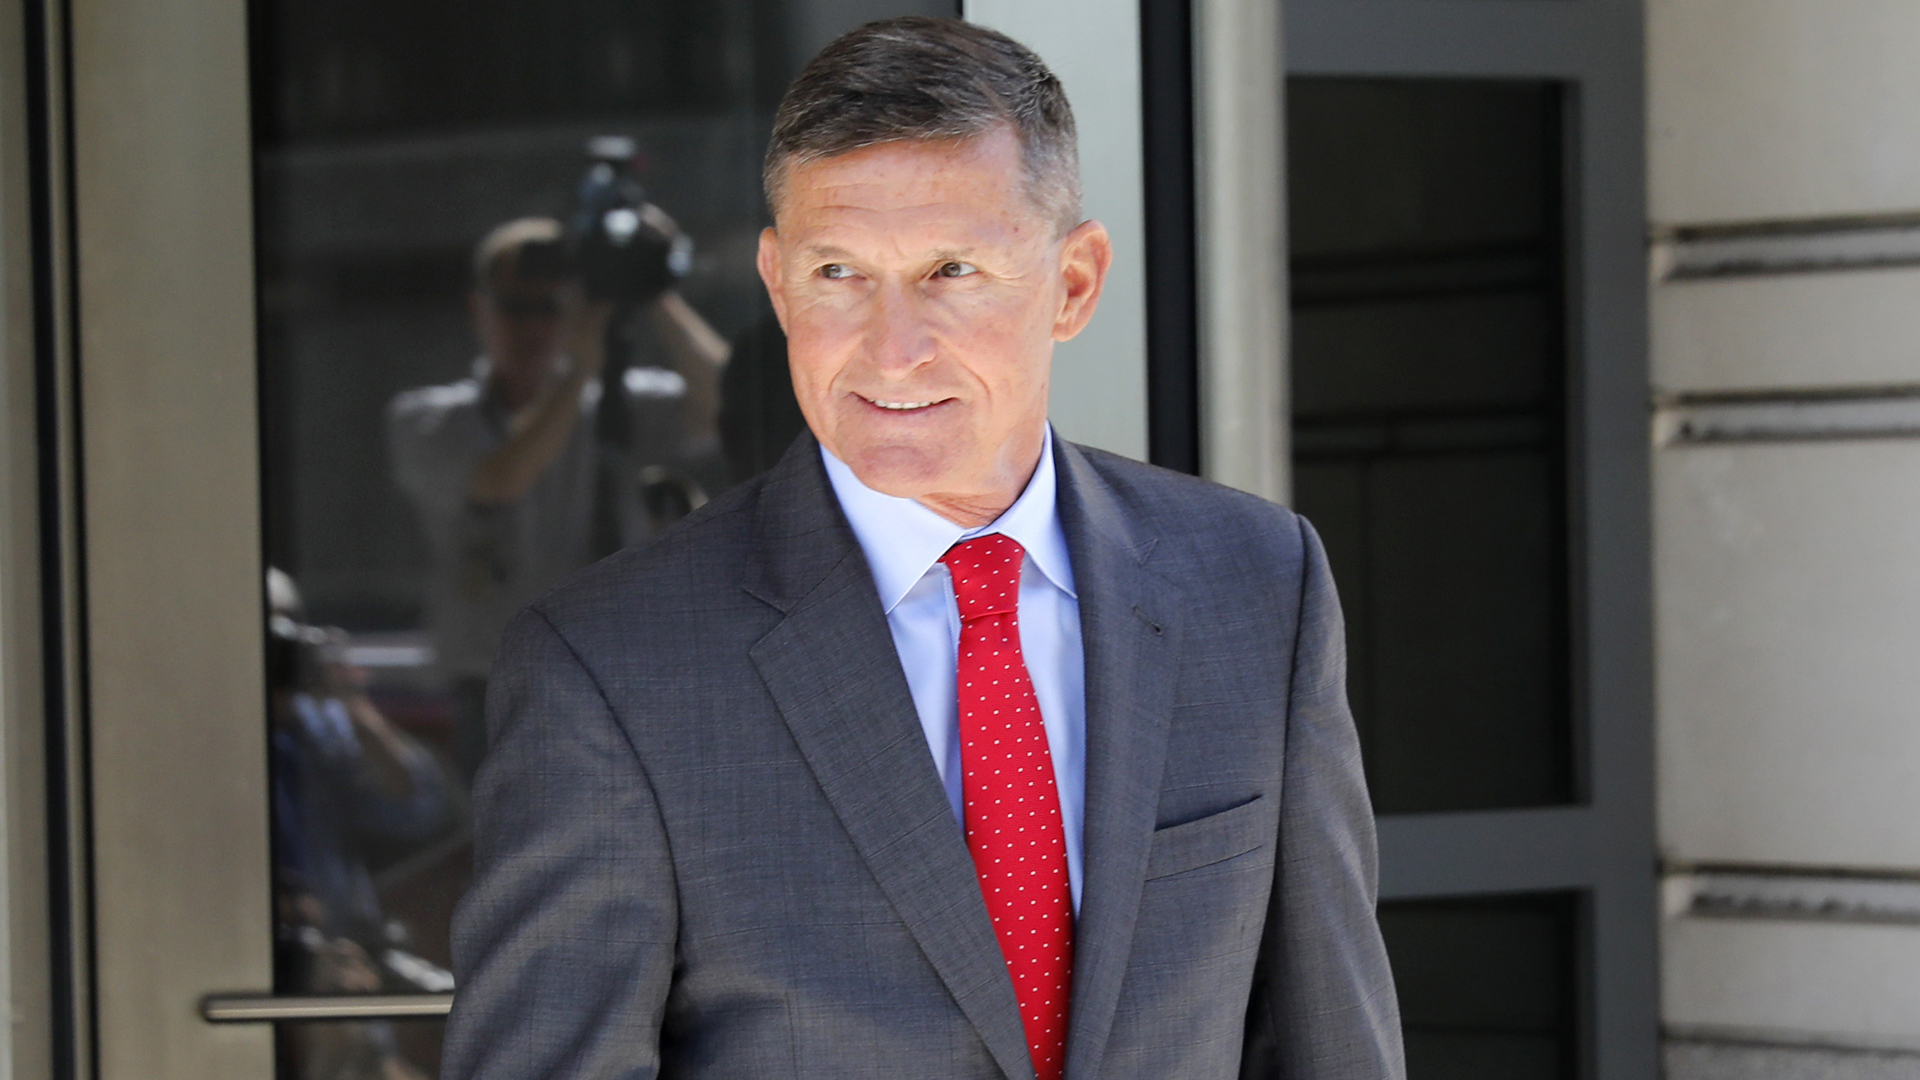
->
[1144,795,1268,880]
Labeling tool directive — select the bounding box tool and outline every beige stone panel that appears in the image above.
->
[1656,441,1920,868]
[1664,916,1920,1039]
[1649,0,1920,224]
[1652,266,1920,394]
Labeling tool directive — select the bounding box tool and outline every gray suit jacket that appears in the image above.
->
[444,433,1405,1080]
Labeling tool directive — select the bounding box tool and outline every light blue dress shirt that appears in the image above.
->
[822,430,1085,912]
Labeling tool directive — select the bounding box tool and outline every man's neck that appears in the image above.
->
[915,493,1013,530]
[912,431,1049,529]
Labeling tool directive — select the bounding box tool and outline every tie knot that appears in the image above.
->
[940,533,1025,619]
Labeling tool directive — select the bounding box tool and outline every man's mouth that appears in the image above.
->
[858,394,945,412]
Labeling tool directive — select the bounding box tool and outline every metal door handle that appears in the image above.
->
[200,992,453,1022]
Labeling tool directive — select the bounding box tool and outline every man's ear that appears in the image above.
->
[756,227,790,333]
[1052,219,1112,342]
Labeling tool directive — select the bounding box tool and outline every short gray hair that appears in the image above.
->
[764,17,1082,235]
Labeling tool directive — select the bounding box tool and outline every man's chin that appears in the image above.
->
[836,441,968,501]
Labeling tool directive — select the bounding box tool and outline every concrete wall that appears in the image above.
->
[1650,1,1920,1074]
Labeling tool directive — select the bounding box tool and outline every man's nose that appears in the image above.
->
[867,282,937,374]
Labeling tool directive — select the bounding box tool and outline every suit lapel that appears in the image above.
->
[1054,441,1183,1080]
[744,437,1036,1080]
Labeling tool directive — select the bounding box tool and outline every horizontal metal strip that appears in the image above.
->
[1294,413,1550,457]
[1377,805,1598,899]
[1665,1022,1920,1057]
[1653,212,1920,281]
[1654,391,1920,445]
[1284,0,1628,79]
[1663,863,1920,927]
[1291,245,1552,306]
[1665,858,1920,883]
[202,992,454,1023]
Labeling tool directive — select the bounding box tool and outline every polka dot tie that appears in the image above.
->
[940,533,1072,1080]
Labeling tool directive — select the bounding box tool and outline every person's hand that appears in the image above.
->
[638,202,681,246]
[577,201,687,308]
[339,690,431,798]
[558,283,614,381]
[629,203,688,306]
[311,936,383,993]
[381,1055,432,1080]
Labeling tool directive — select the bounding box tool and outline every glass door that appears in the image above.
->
[247,5,969,1075]
[60,0,1153,1077]
[1282,1,1656,1078]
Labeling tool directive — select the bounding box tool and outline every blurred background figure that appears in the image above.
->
[267,569,456,1080]
[387,195,728,781]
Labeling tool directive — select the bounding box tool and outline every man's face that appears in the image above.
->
[471,269,564,385]
[757,128,1110,518]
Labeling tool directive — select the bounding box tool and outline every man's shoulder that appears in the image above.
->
[387,377,486,441]
[390,376,482,415]
[1065,441,1305,557]
[525,473,770,640]
[1060,441,1319,622]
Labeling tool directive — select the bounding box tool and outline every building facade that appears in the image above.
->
[0,0,1913,1076]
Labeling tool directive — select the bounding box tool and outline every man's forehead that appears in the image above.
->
[777,131,1036,217]
[783,203,1033,263]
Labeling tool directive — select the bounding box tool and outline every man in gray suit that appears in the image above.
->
[445,17,1403,1080]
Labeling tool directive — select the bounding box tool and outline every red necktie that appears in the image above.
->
[940,533,1073,1080]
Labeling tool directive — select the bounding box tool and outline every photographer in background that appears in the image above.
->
[268,568,452,1080]
[387,213,728,781]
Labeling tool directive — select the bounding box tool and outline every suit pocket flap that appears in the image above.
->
[1145,795,1267,880]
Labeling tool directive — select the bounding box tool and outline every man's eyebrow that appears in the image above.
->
[796,242,987,262]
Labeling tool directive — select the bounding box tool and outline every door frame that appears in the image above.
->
[62,0,277,1073]
[1283,0,1659,1077]
[3,0,66,1072]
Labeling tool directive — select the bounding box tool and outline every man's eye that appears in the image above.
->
[818,263,853,280]
[936,261,978,278]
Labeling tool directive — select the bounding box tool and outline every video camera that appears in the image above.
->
[521,135,693,308]
[530,137,710,551]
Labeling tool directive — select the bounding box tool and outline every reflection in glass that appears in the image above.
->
[253,2,954,1076]
[1379,893,1580,1080]
[276,1018,447,1080]
[1287,77,1574,814]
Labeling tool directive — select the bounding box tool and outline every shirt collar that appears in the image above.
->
[822,427,1077,614]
